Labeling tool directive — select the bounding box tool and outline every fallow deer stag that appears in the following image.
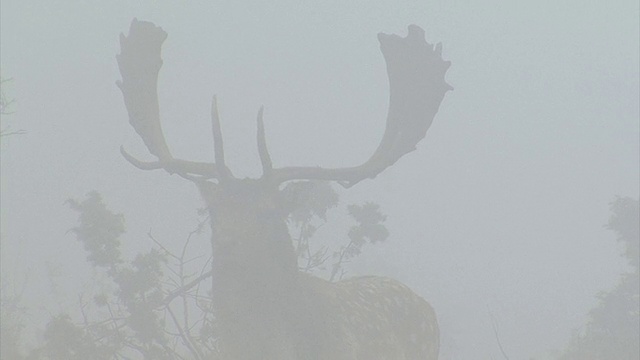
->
[117,19,451,360]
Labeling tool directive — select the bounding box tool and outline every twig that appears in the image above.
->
[167,305,203,360]
[329,238,355,282]
[0,128,26,137]
[163,270,213,306]
[488,310,510,360]
[78,294,89,327]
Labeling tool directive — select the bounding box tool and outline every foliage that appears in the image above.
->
[0,77,14,114]
[23,193,175,359]
[28,315,115,360]
[0,76,25,137]
[330,202,389,281]
[6,184,388,358]
[558,197,639,360]
[66,192,124,269]
[284,181,389,280]
[606,196,639,269]
[1,288,27,360]
[283,180,339,225]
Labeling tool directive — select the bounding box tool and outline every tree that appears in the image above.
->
[558,197,639,360]
[1,74,27,359]
[1,285,27,360]
[15,186,388,358]
[0,76,25,137]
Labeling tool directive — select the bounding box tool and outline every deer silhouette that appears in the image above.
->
[117,18,451,360]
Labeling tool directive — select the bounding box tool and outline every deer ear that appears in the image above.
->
[196,180,221,204]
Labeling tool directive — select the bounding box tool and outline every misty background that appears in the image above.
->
[1,0,638,358]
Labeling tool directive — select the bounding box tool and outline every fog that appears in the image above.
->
[1,0,638,359]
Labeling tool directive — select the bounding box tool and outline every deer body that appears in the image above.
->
[199,180,439,359]
[117,19,450,359]
[215,274,439,360]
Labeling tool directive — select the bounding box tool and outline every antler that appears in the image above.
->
[117,19,225,181]
[268,25,451,187]
[117,20,450,187]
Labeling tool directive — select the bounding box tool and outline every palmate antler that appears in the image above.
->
[270,25,452,187]
[116,19,224,181]
[117,19,451,187]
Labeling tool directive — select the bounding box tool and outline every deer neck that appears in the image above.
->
[208,213,306,357]
[209,214,300,305]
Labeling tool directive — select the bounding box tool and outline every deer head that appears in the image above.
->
[116,18,450,359]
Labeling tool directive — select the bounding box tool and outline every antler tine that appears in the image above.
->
[270,25,451,188]
[117,18,222,181]
[256,106,273,177]
[210,96,231,180]
[120,146,220,180]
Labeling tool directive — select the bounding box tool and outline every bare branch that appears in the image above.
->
[329,238,356,282]
[162,270,213,307]
[167,305,204,360]
[0,128,26,137]
[489,310,511,360]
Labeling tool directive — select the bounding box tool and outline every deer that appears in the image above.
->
[116,18,451,360]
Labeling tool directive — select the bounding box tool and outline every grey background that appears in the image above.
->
[1,0,638,358]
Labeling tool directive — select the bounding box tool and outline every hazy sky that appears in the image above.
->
[1,1,638,358]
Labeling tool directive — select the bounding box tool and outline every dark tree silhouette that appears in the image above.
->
[559,197,639,360]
